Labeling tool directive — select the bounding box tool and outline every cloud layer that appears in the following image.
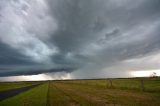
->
[0,0,160,78]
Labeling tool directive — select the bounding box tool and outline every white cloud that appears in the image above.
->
[130,70,160,77]
[0,72,72,81]
[0,0,58,63]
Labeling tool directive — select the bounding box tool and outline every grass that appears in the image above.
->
[48,79,160,106]
[0,81,39,92]
[48,82,93,106]
[60,77,160,92]
[0,77,160,106]
[0,83,48,106]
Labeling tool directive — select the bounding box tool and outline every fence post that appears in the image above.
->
[140,79,145,91]
[106,80,108,88]
[109,79,113,88]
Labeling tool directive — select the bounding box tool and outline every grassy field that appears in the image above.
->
[48,78,160,106]
[61,78,160,92]
[0,83,48,106]
[0,78,160,106]
[0,81,40,92]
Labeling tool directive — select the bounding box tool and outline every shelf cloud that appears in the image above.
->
[0,0,160,79]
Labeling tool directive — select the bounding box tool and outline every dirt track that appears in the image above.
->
[0,83,42,101]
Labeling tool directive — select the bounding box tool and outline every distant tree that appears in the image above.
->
[150,72,157,78]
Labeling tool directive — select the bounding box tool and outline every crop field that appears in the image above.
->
[0,78,160,106]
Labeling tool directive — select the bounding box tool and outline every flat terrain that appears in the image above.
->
[0,78,160,106]
[48,78,160,106]
[0,83,48,106]
[0,83,42,101]
[0,81,39,92]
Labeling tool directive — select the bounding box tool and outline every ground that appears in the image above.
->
[0,78,160,106]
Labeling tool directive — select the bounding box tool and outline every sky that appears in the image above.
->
[0,0,160,81]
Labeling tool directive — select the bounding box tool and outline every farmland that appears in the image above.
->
[0,78,160,106]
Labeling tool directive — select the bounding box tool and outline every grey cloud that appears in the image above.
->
[0,0,160,78]
[0,67,75,77]
[105,29,120,39]
[0,42,35,65]
[47,0,106,52]
[50,0,160,60]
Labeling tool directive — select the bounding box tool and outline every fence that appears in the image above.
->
[61,77,160,92]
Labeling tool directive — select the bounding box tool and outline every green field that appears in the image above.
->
[0,83,48,106]
[0,81,40,92]
[0,78,160,106]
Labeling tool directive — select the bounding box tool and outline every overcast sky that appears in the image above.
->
[0,0,160,81]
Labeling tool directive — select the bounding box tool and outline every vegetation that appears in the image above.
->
[48,78,160,106]
[0,77,160,106]
[0,81,39,92]
[0,83,48,106]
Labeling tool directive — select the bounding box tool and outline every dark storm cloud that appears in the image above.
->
[48,0,160,69]
[47,0,108,52]
[0,67,75,77]
[0,42,35,65]
[0,0,160,78]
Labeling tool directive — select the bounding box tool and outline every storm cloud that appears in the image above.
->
[0,0,160,79]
